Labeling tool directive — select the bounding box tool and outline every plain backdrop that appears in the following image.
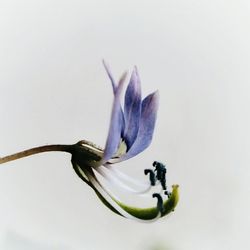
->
[0,1,249,250]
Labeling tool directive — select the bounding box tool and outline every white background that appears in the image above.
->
[0,1,249,249]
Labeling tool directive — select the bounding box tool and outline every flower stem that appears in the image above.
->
[0,144,74,164]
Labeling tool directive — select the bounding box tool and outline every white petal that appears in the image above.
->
[105,165,152,187]
[97,166,152,194]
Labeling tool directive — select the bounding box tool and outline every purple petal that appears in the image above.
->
[120,90,159,161]
[123,67,141,149]
[103,77,126,163]
[117,73,127,136]
[102,60,116,93]
[103,60,127,136]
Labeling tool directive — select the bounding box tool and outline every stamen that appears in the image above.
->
[153,161,167,190]
[152,193,165,214]
[144,169,156,186]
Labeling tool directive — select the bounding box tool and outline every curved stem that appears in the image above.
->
[0,144,74,164]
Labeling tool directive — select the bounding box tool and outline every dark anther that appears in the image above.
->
[164,190,171,198]
[152,161,157,167]
[144,169,156,186]
[160,177,167,190]
[153,161,166,179]
[152,193,165,214]
[153,161,167,190]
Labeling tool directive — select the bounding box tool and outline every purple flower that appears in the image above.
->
[102,61,159,164]
[71,61,179,221]
[0,60,179,222]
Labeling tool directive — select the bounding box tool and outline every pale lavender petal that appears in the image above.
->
[123,67,141,148]
[120,90,159,161]
[103,60,126,136]
[116,72,127,137]
[103,78,126,163]
[102,60,116,93]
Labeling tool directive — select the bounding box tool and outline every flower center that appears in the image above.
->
[114,140,127,158]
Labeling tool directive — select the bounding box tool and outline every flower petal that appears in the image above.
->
[102,60,116,93]
[123,67,141,149]
[102,77,126,163]
[121,90,159,161]
[96,165,152,194]
[103,60,126,137]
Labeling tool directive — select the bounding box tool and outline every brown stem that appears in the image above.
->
[0,144,74,164]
